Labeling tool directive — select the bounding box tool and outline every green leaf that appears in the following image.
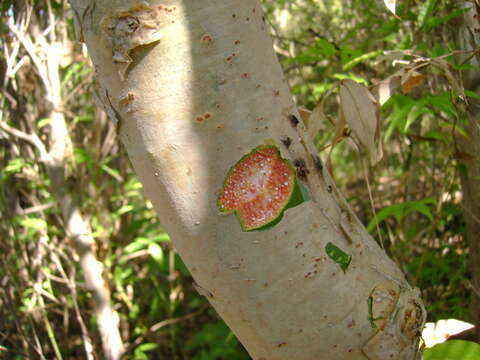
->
[37,118,51,128]
[101,164,123,181]
[325,242,352,273]
[427,93,457,117]
[148,243,164,265]
[73,115,93,124]
[418,0,437,28]
[4,158,26,175]
[315,39,337,58]
[19,217,47,231]
[422,130,449,142]
[367,203,404,231]
[343,50,384,71]
[332,73,368,85]
[136,343,159,352]
[117,205,134,215]
[405,104,429,133]
[123,238,150,255]
[465,90,480,100]
[422,340,480,360]
[73,148,93,165]
[384,95,416,140]
[154,233,171,243]
[408,201,434,221]
[424,7,472,32]
[367,198,435,231]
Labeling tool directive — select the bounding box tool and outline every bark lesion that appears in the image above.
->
[101,3,170,78]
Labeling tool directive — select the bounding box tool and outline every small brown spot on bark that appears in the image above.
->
[280,136,292,148]
[201,34,213,43]
[313,155,322,171]
[288,114,299,127]
[293,158,309,179]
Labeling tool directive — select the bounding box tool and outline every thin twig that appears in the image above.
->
[0,121,50,162]
[361,157,384,249]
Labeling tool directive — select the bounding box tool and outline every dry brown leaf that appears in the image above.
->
[299,99,328,139]
[339,79,383,163]
[298,107,311,125]
[402,70,425,94]
[371,72,403,105]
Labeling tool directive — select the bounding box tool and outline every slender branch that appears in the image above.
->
[0,121,50,162]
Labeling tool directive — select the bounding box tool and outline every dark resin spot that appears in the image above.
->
[280,136,292,148]
[288,114,299,127]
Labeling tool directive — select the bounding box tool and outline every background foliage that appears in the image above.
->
[0,0,476,358]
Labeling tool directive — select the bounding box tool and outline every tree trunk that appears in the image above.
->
[455,0,480,341]
[69,0,425,358]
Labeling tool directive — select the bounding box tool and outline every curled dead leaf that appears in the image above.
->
[339,79,383,163]
[401,70,425,94]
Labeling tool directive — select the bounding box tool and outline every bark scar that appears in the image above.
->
[101,3,169,79]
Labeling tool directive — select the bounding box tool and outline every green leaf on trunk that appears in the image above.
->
[325,242,351,273]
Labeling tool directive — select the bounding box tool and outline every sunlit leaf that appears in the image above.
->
[148,243,164,264]
[117,205,134,215]
[37,118,51,128]
[123,238,150,255]
[19,217,47,231]
[4,158,26,175]
[101,164,123,182]
[423,340,480,360]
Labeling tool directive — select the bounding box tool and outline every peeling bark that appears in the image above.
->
[69,0,425,358]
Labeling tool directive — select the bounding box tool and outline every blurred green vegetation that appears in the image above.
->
[0,0,476,358]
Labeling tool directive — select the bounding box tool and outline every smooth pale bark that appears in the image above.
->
[69,0,425,358]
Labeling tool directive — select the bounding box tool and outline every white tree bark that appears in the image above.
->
[69,0,426,358]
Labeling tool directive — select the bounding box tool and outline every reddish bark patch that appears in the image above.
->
[218,146,295,231]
